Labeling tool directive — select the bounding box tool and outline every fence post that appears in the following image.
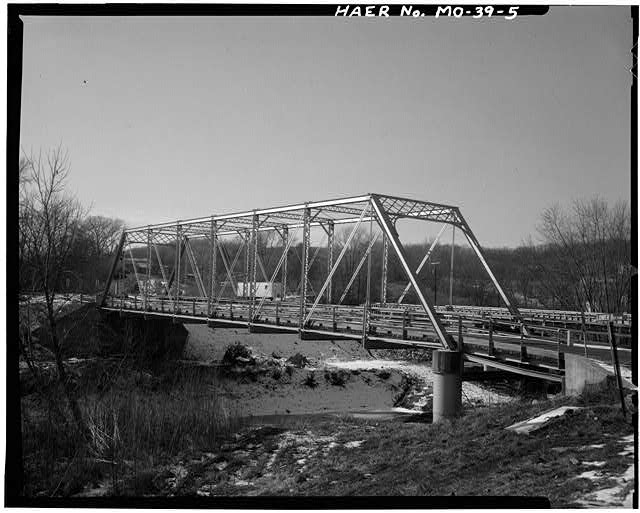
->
[276,301,280,326]
[566,329,572,347]
[457,315,464,353]
[581,311,588,358]
[192,298,196,316]
[332,306,337,332]
[488,317,495,356]
[520,321,528,362]
[402,309,408,340]
[556,329,564,370]
[607,321,627,419]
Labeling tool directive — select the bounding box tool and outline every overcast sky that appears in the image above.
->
[20,7,633,247]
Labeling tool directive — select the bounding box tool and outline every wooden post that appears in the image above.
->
[520,321,528,362]
[402,309,408,340]
[192,298,196,316]
[556,329,564,370]
[581,311,588,358]
[488,317,495,356]
[566,329,572,347]
[332,306,337,331]
[457,315,464,352]
[276,301,280,326]
[607,321,627,419]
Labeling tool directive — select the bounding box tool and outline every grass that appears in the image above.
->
[21,363,239,497]
[282,388,633,503]
[163,385,633,505]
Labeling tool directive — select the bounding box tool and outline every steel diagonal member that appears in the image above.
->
[153,243,170,295]
[338,230,382,305]
[303,205,370,327]
[166,238,187,293]
[292,243,319,298]
[100,230,126,306]
[127,246,141,295]
[184,237,207,298]
[256,252,269,282]
[293,232,327,295]
[215,238,245,304]
[397,223,448,304]
[252,226,300,321]
[455,211,528,334]
[370,195,455,350]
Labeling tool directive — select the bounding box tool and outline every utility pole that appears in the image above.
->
[431,261,440,305]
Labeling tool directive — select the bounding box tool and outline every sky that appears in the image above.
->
[19,7,633,247]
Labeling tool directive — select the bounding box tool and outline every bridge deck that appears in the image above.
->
[100,296,631,383]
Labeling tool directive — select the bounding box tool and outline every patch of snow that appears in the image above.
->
[506,406,584,434]
[343,440,364,449]
[462,382,513,405]
[575,470,601,480]
[573,434,635,507]
[582,461,606,468]
[593,362,635,389]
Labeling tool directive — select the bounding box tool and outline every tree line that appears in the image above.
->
[19,147,633,315]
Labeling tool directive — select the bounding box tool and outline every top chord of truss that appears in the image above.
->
[124,193,464,243]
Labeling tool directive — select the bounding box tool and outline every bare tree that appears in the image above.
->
[537,197,632,313]
[19,145,89,438]
[82,215,124,257]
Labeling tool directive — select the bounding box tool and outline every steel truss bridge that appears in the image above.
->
[100,193,632,382]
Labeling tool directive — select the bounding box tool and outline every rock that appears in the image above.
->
[272,351,282,359]
[287,353,310,368]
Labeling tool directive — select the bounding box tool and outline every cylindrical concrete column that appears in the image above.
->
[432,350,462,423]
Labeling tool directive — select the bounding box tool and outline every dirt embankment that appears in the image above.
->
[182,325,515,418]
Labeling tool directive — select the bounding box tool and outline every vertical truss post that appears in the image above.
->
[380,234,389,304]
[100,230,126,306]
[326,221,334,304]
[249,214,259,322]
[243,229,250,300]
[362,217,374,343]
[299,206,311,329]
[370,195,455,350]
[145,228,151,311]
[174,224,181,315]
[282,226,288,298]
[208,218,217,317]
[449,226,455,306]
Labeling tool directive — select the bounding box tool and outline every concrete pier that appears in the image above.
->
[432,350,462,422]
